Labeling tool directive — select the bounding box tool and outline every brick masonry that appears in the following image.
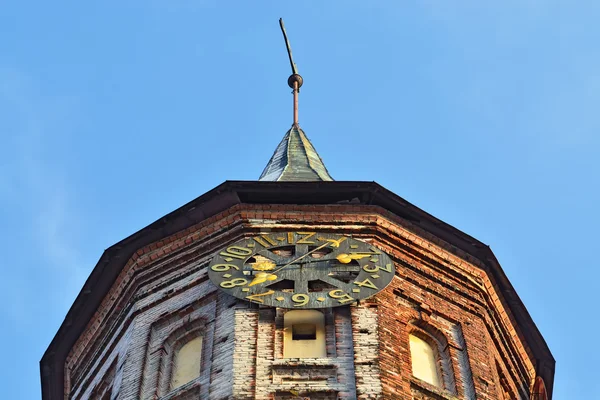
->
[61,204,550,399]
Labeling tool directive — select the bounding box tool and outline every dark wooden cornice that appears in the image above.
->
[40,180,554,399]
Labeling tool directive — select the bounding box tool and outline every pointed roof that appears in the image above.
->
[259,125,333,181]
[260,20,332,182]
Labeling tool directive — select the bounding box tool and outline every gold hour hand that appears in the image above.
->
[336,252,379,264]
[248,255,276,271]
[248,271,278,286]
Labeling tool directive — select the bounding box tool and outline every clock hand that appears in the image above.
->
[246,251,375,272]
[248,259,276,271]
[268,256,337,267]
[273,242,331,274]
[246,237,346,271]
[281,258,333,266]
[318,236,347,248]
[248,242,333,286]
[248,271,278,287]
[247,261,336,286]
[336,252,380,264]
[246,250,376,274]
[248,243,365,286]
[246,256,331,273]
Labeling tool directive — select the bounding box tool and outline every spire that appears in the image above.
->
[258,19,333,182]
[259,125,333,181]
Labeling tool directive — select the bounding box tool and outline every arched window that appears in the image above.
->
[170,335,203,390]
[409,333,442,388]
[532,377,548,400]
[496,359,516,400]
[283,310,326,358]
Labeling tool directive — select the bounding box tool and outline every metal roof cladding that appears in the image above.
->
[259,125,333,182]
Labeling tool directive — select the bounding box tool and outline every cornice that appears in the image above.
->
[40,181,554,400]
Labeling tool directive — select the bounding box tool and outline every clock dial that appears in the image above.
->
[208,232,395,309]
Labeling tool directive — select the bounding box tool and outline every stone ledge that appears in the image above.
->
[272,358,339,367]
[410,377,460,400]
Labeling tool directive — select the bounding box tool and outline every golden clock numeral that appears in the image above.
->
[288,232,294,244]
[219,278,248,289]
[253,237,269,247]
[380,263,393,273]
[318,236,347,248]
[353,278,378,290]
[220,246,253,260]
[263,235,278,245]
[211,263,240,272]
[245,290,275,304]
[254,235,277,247]
[362,264,379,273]
[296,232,316,244]
[291,293,310,306]
[328,289,355,304]
[363,263,393,274]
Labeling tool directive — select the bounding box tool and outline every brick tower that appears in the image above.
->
[40,22,554,400]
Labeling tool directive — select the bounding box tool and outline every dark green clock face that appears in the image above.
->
[207,231,395,309]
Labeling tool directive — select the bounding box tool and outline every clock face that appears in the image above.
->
[207,232,395,308]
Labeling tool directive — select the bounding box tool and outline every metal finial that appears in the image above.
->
[279,18,303,126]
[279,18,299,76]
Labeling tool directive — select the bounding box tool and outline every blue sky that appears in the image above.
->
[1,1,597,398]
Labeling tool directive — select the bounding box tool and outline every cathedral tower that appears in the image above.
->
[40,21,554,400]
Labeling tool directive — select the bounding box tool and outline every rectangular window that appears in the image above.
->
[292,323,317,340]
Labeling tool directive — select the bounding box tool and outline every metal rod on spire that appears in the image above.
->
[279,18,303,127]
[279,18,298,76]
[293,80,299,126]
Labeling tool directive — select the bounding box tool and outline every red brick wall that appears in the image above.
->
[64,204,543,399]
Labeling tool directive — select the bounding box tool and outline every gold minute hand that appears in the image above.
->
[273,242,331,274]
[248,242,331,287]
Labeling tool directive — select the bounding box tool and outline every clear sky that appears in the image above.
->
[1,1,597,398]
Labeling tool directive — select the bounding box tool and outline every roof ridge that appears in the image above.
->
[296,127,331,181]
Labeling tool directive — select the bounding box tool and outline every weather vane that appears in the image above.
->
[279,18,303,127]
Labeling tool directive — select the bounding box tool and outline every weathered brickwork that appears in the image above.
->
[59,203,550,399]
[252,306,358,399]
[350,306,382,398]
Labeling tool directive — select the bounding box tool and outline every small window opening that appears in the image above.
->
[272,246,295,257]
[266,279,296,292]
[283,310,326,358]
[308,246,333,258]
[292,323,317,340]
[308,279,338,292]
[328,264,360,283]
